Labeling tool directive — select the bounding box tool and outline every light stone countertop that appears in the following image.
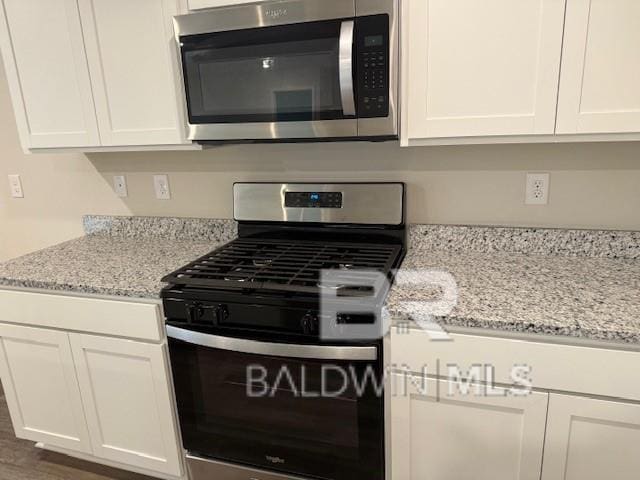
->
[0,217,638,344]
[385,249,640,344]
[385,225,640,344]
[0,235,219,299]
[0,216,236,299]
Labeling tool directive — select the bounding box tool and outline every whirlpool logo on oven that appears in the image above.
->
[265,455,286,465]
[264,7,288,19]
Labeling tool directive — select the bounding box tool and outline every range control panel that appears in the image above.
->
[356,15,390,118]
[285,191,343,209]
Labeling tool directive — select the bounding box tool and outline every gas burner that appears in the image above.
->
[223,267,253,282]
[317,283,347,290]
[252,259,273,267]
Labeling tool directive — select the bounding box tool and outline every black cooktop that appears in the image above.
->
[162,237,402,296]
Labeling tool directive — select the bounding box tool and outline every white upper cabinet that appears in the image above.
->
[0,0,190,151]
[0,0,100,149]
[402,0,566,143]
[556,0,640,134]
[78,0,187,146]
[541,394,640,480]
[188,0,256,10]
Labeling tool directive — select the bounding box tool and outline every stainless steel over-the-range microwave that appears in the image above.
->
[173,0,399,143]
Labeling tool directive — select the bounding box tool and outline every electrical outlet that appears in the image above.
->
[525,173,550,205]
[153,174,171,200]
[113,175,128,198]
[8,174,23,198]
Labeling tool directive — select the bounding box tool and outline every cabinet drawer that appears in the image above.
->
[0,289,163,342]
[391,327,640,401]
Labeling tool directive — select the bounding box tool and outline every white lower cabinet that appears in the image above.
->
[0,319,183,479]
[70,333,183,477]
[0,323,92,453]
[541,394,640,480]
[391,375,549,480]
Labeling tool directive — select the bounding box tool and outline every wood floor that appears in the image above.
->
[0,385,156,480]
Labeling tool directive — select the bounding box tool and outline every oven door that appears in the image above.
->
[174,1,358,140]
[166,326,384,480]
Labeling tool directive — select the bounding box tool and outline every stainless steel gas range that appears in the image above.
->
[161,182,406,480]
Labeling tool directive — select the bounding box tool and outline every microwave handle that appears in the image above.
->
[339,20,356,116]
[166,325,377,361]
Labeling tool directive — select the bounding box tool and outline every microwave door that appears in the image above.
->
[178,19,358,141]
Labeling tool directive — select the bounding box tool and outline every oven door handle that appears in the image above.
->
[166,325,377,361]
[339,20,356,116]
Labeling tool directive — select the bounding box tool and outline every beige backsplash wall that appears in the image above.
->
[1,65,640,262]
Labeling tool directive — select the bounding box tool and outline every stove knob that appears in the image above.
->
[301,313,319,335]
[216,304,229,323]
[187,303,203,324]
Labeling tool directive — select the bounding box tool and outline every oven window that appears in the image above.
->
[180,20,349,124]
[169,338,383,480]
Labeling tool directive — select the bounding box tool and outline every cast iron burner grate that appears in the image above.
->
[162,238,402,295]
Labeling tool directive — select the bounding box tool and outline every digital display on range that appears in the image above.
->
[285,192,343,208]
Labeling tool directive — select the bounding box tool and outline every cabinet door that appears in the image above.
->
[69,333,183,477]
[0,0,99,149]
[78,0,187,146]
[402,0,565,141]
[0,324,91,453]
[556,0,640,134]
[391,374,548,480]
[541,394,640,480]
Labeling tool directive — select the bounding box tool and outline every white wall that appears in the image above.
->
[1,65,640,262]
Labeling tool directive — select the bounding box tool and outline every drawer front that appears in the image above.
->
[0,289,163,342]
[391,327,640,401]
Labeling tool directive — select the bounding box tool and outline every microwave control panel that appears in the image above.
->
[356,15,390,118]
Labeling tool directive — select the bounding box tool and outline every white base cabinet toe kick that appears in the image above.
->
[0,289,185,480]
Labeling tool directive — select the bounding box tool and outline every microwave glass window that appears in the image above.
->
[181,20,348,124]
